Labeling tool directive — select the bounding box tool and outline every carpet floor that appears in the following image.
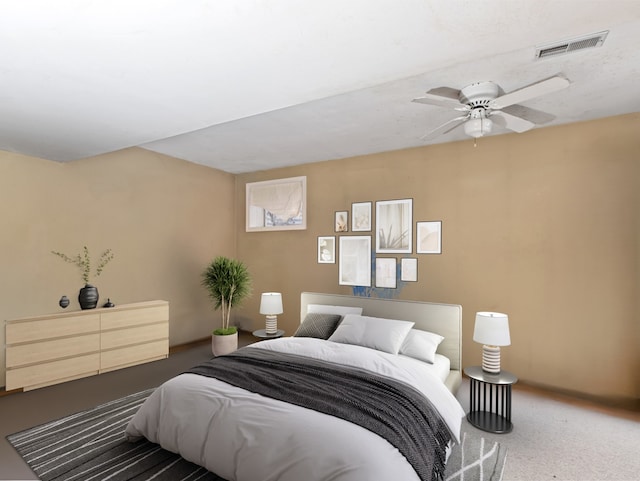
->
[7,388,505,481]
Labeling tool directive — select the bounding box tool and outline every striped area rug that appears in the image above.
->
[6,389,223,481]
[7,388,505,481]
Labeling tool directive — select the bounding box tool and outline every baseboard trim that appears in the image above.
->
[515,380,640,417]
[0,387,22,397]
[168,330,255,355]
[168,337,210,354]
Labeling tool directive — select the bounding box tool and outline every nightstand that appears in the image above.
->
[252,329,285,340]
[464,365,518,434]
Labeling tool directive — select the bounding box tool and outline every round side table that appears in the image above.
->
[464,366,518,434]
[252,329,285,340]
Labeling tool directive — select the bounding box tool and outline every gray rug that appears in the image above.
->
[444,431,507,481]
[7,388,505,481]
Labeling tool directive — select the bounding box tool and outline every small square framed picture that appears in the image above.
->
[401,258,418,282]
[335,211,349,232]
[317,236,336,264]
[416,221,442,254]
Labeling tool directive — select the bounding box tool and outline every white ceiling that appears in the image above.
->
[2,1,639,174]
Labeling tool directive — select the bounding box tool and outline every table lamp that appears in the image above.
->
[473,312,510,374]
[259,292,283,334]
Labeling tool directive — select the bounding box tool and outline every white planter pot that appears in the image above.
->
[211,331,238,356]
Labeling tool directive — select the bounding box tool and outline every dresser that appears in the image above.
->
[5,300,169,391]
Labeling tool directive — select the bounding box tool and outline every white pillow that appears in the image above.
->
[306,304,363,317]
[399,329,444,364]
[328,314,414,354]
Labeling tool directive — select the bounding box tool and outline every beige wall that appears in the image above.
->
[1,114,638,406]
[0,148,236,387]
[236,113,640,406]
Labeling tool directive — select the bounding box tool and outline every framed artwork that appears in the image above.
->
[335,211,349,232]
[416,221,442,254]
[375,257,397,288]
[401,258,418,282]
[317,236,336,264]
[375,198,412,253]
[246,176,306,232]
[351,201,372,232]
[339,236,371,286]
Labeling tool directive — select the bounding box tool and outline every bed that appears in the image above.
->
[125,292,465,481]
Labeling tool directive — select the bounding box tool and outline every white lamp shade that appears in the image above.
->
[259,292,283,315]
[473,312,510,346]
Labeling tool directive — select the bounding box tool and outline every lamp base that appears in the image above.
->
[482,345,501,374]
[265,315,278,335]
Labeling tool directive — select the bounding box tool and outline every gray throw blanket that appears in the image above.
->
[187,347,452,481]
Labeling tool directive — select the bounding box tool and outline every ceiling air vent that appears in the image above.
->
[535,31,608,59]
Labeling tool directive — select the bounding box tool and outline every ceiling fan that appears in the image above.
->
[412,75,571,140]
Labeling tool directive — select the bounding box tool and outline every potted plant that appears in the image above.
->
[202,256,252,356]
[52,246,114,309]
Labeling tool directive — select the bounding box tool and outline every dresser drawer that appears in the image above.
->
[101,323,168,350]
[100,303,169,330]
[6,353,100,391]
[100,339,168,372]
[6,333,100,368]
[6,314,100,344]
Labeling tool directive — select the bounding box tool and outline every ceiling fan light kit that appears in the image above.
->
[464,111,493,138]
[412,75,571,141]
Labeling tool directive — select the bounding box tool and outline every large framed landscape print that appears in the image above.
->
[246,176,307,232]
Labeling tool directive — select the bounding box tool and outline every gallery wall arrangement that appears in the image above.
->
[245,177,441,299]
[325,197,442,297]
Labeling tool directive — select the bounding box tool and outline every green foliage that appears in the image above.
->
[202,256,252,331]
[52,246,114,284]
[213,326,238,336]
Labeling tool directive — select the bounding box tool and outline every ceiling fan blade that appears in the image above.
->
[489,75,570,109]
[420,115,469,140]
[412,86,469,111]
[490,110,536,133]
[501,104,556,125]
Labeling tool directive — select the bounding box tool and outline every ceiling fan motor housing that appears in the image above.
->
[459,83,498,138]
[459,81,500,107]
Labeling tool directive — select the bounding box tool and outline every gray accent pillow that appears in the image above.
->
[294,312,343,339]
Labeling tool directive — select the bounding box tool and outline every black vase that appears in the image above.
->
[78,284,99,310]
[59,295,70,309]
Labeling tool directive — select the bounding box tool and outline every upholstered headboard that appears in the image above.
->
[300,292,463,393]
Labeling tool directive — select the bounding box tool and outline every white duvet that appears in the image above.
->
[125,337,465,481]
